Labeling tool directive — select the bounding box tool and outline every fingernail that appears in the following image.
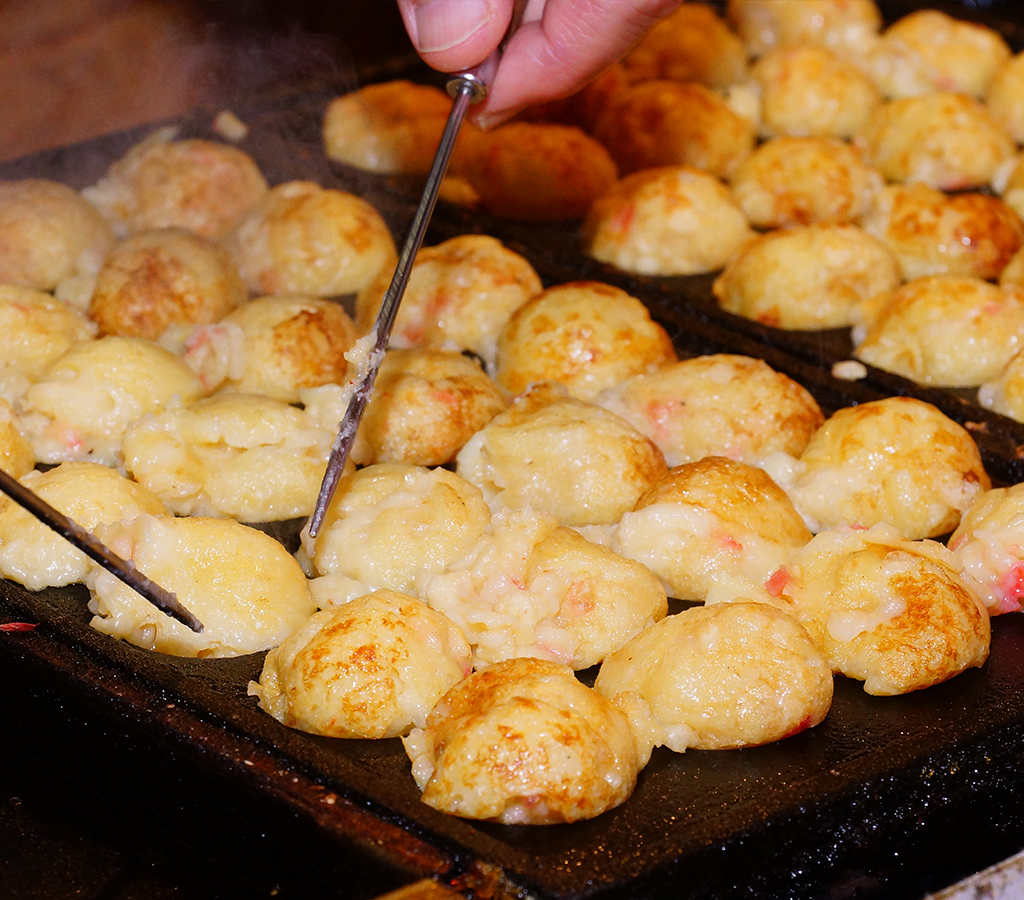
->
[412,0,491,53]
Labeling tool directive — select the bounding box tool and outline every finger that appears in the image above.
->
[397,0,514,73]
[473,0,682,127]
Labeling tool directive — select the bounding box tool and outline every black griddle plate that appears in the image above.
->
[5,3,1024,897]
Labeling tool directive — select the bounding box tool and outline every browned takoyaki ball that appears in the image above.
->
[352,349,507,467]
[726,0,882,60]
[495,281,677,401]
[862,184,1024,281]
[88,228,247,349]
[592,81,756,178]
[83,133,269,240]
[856,92,1015,191]
[713,224,900,329]
[0,179,114,291]
[986,53,1024,144]
[456,122,618,221]
[228,181,397,297]
[786,397,990,540]
[750,45,881,139]
[583,166,755,276]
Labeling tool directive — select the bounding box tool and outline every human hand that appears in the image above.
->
[396,0,682,127]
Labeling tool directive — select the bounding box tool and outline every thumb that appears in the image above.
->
[397,0,513,73]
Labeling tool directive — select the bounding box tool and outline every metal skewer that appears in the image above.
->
[0,468,203,633]
[307,33,520,538]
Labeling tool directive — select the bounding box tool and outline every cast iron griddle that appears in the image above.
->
[5,3,1024,896]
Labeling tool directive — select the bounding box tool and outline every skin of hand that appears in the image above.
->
[396,0,683,127]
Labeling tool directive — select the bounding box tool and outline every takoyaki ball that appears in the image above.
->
[88,514,316,657]
[713,224,900,329]
[751,45,881,139]
[494,281,677,401]
[949,484,1024,615]
[88,228,247,351]
[771,524,989,695]
[615,457,812,602]
[183,295,358,401]
[619,3,747,88]
[355,234,542,369]
[307,463,491,595]
[0,284,96,403]
[995,154,1024,223]
[986,53,1024,144]
[596,354,824,468]
[349,349,507,467]
[82,131,269,240]
[583,166,755,276]
[323,80,477,176]
[727,137,882,229]
[592,81,756,178]
[856,93,1015,191]
[251,590,471,739]
[456,384,668,527]
[726,0,883,60]
[0,179,114,291]
[853,276,1024,388]
[787,397,990,540]
[595,601,832,751]
[16,336,205,466]
[228,181,397,297]
[866,9,1011,100]
[979,351,1024,423]
[862,183,1024,282]
[0,462,166,590]
[121,393,333,522]
[402,657,647,824]
[0,399,32,478]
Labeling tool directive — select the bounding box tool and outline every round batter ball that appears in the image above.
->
[347,348,507,467]
[615,456,812,602]
[949,484,1024,615]
[853,276,1024,388]
[88,227,247,350]
[865,9,1011,100]
[16,335,205,466]
[307,462,492,595]
[986,52,1024,144]
[182,294,359,401]
[0,178,114,291]
[596,354,824,467]
[786,397,990,540]
[856,92,1015,191]
[713,224,901,329]
[0,399,32,478]
[0,462,167,590]
[457,121,618,221]
[121,392,334,522]
[861,183,1024,281]
[727,136,882,230]
[595,601,832,751]
[402,657,648,824]
[978,350,1024,423]
[228,180,397,297]
[0,284,96,403]
[771,523,990,695]
[494,281,676,401]
[591,80,756,178]
[750,45,881,139]
[456,384,668,527]
[87,513,316,657]
[355,234,542,369]
[82,131,269,240]
[583,166,755,276]
[323,80,477,176]
[726,0,882,60]
[251,589,471,739]
[619,2,747,88]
